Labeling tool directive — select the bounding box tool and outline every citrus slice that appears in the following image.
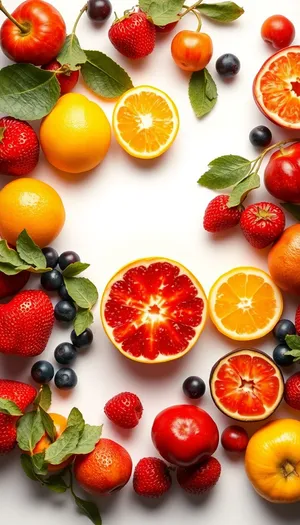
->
[208,267,283,341]
[253,46,300,129]
[210,349,284,422]
[100,258,207,363]
[112,86,179,159]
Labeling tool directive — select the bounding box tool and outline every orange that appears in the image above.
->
[245,419,300,503]
[32,413,72,472]
[209,267,283,341]
[0,178,65,248]
[268,224,300,295]
[112,86,179,159]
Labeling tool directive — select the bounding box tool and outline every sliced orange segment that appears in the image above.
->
[113,86,179,159]
[209,267,283,341]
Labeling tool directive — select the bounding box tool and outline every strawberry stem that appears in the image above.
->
[0,1,29,33]
[73,3,88,34]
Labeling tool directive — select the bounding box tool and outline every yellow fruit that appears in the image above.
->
[112,86,179,159]
[245,419,300,503]
[40,93,111,173]
[0,178,65,247]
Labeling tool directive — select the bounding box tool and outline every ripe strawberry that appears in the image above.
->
[109,11,156,59]
[0,271,30,299]
[0,117,40,176]
[0,379,36,454]
[284,372,300,410]
[133,457,172,498]
[203,195,242,233]
[177,457,221,495]
[0,290,54,357]
[240,202,285,249]
[295,306,300,335]
[104,392,143,429]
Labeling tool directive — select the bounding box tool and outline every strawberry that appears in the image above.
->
[108,11,156,59]
[284,372,300,410]
[133,457,172,498]
[295,306,300,335]
[176,457,221,495]
[203,195,242,233]
[240,201,285,249]
[0,117,40,176]
[104,392,143,429]
[0,379,36,454]
[0,271,30,299]
[0,290,54,357]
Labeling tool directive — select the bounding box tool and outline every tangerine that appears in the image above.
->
[32,413,72,472]
[268,224,300,295]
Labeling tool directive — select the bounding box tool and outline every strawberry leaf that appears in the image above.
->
[197,2,244,22]
[139,0,184,25]
[227,172,260,207]
[0,398,23,416]
[31,452,48,476]
[20,454,39,481]
[40,407,56,442]
[67,407,85,434]
[57,34,87,71]
[0,262,30,275]
[34,385,52,412]
[0,241,24,266]
[17,411,45,453]
[45,426,80,465]
[81,51,133,99]
[198,155,252,189]
[16,230,46,268]
[72,425,102,455]
[189,69,218,119]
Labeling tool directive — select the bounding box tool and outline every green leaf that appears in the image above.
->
[0,64,60,120]
[74,309,94,336]
[62,262,90,278]
[57,34,87,71]
[31,452,48,476]
[34,385,52,412]
[67,407,85,434]
[40,407,56,442]
[0,398,23,416]
[64,277,98,310]
[73,425,102,455]
[285,349,300,358]
[16,230,46,268]
[17,411,45,453]
[198,2,244,22]
[0,241,24,266]
[281,203,300,222]
[139,0,184,25]
[20,454,39,481]
[0,263,30,275]
[44,475,68,493]
[45,426,80,465]
[81,51,133,99]
[286,335,300,350]
[228,172,260,207]
[71,492,102,525]
[198,154,252,189]
[189,69,218,119]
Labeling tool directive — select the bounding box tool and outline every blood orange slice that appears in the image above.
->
[100,258,207,363]
[253,46,300,129]
[210,349,284,422]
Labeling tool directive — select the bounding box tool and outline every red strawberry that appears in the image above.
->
[133,457,172,498]
[104,392,143,429]
[177,457,221,495]
[295,306,300,335]
[0,117,40,176]
[0,379,36,454]
[240,202,285,249]
[203,195,242,233]
[0,271,30,299]
[109,11,156,59]
[284,372,300,410]
[0,290,54,357]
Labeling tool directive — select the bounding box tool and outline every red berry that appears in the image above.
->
[240,202,285,249]
[261,15,295,49]
[284,372,300,410]
[203,195,242,233]
[109,12,156,59]
[133,457,172,498]
[177,456,221,495]
[42,60,79,95]
[221,425,249,452]
[0,117,39,176]
[104,392,143,429]
[295,306,300,335]
[0,271,30,299]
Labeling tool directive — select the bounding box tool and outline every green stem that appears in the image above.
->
[180,0,204,18]
[0,1,28,33]
[253,138,300,173]
[72,3,88,35]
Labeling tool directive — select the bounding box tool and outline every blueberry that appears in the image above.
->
[58,251,80,271]
[273,344,294,367]
[54,342,77,365]
[31,360,54,384]
[71,328,93,349]
[182,376,206,399]
[273,319,296,343]
[87,0,112,21]
[58,284,72,302]
[41,269,63,291]
[42,247,59,269]
[249,126,272,147]
[55,368,78,390]
[54,300,76,323]
[216,53,240,77]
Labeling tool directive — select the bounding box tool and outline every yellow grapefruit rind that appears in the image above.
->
[100,257,207,364]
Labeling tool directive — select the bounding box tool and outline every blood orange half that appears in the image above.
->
[210,349,284,422]
[253,46,300,129]
[100,258,207,364]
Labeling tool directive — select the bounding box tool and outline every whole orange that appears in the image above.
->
[32,413,72,472]
[0,178,65,248]
[74,438,132,495]
[268,224,300,295]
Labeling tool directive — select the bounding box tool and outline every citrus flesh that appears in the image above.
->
[101,258,207,363]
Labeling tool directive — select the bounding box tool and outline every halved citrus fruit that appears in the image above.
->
[253,46,300,129]
[100,258,207,363]
[209,267,283,341]
[210,349,284,422]
[112,86,179,159]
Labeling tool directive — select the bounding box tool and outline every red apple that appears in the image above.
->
[0,271,30,299]
[264,143,300,203]
[42,60,79,95]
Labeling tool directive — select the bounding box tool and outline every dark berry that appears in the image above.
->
[55,368,78,390]
[59,284,72,301]
[273,344,294,367]
[58,251,80,271]
[71,328,93,349]
[249,126,272,147]
[54,342,77,365]
[216,53,240,77]
[182,376,206,399]
[54,300,76,323]
[31,360,54,384]
[87,0,112,22]
[273,319,296,343]
[42,246,59,268]
[41,269,63,291]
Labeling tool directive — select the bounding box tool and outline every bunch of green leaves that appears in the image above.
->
[285,335,300,362]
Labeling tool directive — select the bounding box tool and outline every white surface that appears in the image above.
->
[0,0,300,523]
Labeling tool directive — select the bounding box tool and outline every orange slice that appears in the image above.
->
[112,86,179,159]
[208,267,283,341]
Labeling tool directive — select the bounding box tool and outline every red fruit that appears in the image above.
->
[221,425,249,452]
[261,15,295,49]
[264,143,300,203]
[240,202,285,249]
[156,21,178,33]
[295,306,300,335]
[104,392,143,429]
[133,457,172,498]
[0,117,40,176]
[284,372,300,410]
[109,11,156,59]
[42,60,79,95]
[0,290,54,357]
[0,271,30,299]
[177,456,221,495]
[203,194,242,233]
[0,0,66,66]
[171,31,213,72]
[151,405,219,467]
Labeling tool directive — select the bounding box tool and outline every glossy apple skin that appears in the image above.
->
[0,0,66,66]
[151,404,219,467]
[264,143,300,203]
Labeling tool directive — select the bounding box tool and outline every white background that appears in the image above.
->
[0,0,300,523]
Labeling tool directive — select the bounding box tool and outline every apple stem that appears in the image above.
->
[0,1,28,33]
[180,2,203,31]
[253,138,300,173]
[72,3,88,35]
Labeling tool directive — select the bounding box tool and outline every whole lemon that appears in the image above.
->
[40,93,111,174]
